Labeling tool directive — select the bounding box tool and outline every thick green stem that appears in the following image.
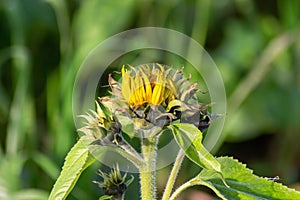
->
[140,137,158,200]
[161,149,185,200]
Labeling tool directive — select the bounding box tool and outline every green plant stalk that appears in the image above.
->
[140,137,158,200]
[169,176,224,200]
[161,149,185,200]
[169,177,196,200]
[118,137,145,167]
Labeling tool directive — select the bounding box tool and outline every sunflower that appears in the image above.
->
[120,64,177,107]
[108,64,210,131]
[80,63,211,140]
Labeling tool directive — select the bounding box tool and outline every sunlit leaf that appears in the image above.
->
[169,123,221,173]
[196,157,300,200]
[48,136,95,200]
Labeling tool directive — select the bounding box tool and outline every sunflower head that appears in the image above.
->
[107,63,211,135]
[79,63,211,140]
[120,64,177,108]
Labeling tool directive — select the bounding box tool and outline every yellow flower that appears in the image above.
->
[121,64,176,107]
[80,63,211,140]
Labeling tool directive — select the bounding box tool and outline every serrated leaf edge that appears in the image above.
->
[48,136,93,200]
[218,156,300,194]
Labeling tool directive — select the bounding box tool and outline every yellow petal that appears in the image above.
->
[155,73,164,104]
[134,75,144,105]
[151,84,160,104]
[159,81,166,104]
[152,74,164,105]
[121,66,132,102]
[167,79,178,97]
[140,64,150,74]
[140,69,152,103]
[138,76,146,103]
[156,63,165,73]
[129,78,137,105]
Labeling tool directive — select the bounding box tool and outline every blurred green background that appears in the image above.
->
[1,0,300,199]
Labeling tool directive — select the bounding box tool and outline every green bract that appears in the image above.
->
[94,164,134,200]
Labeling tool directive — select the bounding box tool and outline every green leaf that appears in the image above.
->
[169,123,221,173]
[48,136,96,200]
[196,157,300,200]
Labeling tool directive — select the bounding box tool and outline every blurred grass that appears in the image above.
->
[0,0,300,199]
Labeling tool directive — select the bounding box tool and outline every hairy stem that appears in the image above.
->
[161,149,185,200]
[169,177,198,200]
[119,137,145,167]
[169,176,225,200]
[140,137,158,200]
